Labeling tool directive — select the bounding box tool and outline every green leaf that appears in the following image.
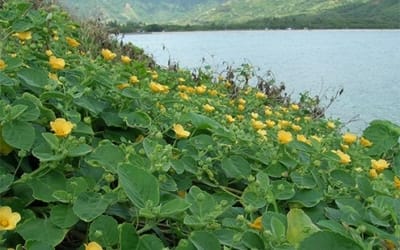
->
[221,155,251,179]
[17,68,48,89]
[50,205,79,229]
[160,198,191,217]
[272,180,296,200]
[289,189,323,208]
[0,174,14,193]
[137,235,165,250]
[242,191,266,208]
[299,231,362,250]
[73,192,113,222]
[41,132,59,150]
[363,120,400,156]
[118,163,160,208]
[89,215,119,247]
[67,143,92,157]
[189,231,220,250]
[271,216,286,240]
[74,96,108,115]
[9,104,28,120]
[2,120,35,150]
[120,111,151,128]
[242,231,265,249]
[182,112,222,130]
[26,170,67,202]
[286,208,320,246]
[24,241,54,250]
[86,140,125,173]
[186,186,218,219]
[12,19,34,31]
[119,223,139,250]
[290,172,316,189]
[0,72,15,86]
[13,98,40,121]
[17,218,67,247]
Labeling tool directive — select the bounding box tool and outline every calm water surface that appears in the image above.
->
[123,30,400,132]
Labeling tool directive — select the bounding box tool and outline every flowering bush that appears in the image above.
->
[0,0,399,249]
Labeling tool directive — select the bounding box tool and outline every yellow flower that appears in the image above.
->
[369,168,378,179]
[117,83,130,90]
[327,121,336,129]
[225,115,235,123]
[178,77,185,83]
[85,242,103,250]
[252,120,266,130]
[0,206,21,231]
[49,56,65,70]
[121,55,132,64]
[264,108,272,116]
[360,137,373,147]
[53,35,59,41]
[50,118,74,137]
[66,37,80,47]
[208,89,218,96]
[178,85,187,91]
[249,216,263,231]
[291,104,299,111]
[310,135,322,143]
[341,143,349,151]
[371,159,389,173]
[13,31,32,41]
[278,120,291,129]
[265,120,275,128]
[291,124,302,132]
[195,85,207,94]
[251,112,259,119]
[238,98,246,105]
[277,130,293,144]
[297,134,310,145]
[179,92,190,101]
[48,72,59,81]
[149,81,169,93]
[257,129,267,138]
[394,176,400,189]
[45,50,53,56]
[151,72,158,80]
[333,150,351,164]
[129,75,139,84]
[255,92,266,99]
[203,104,215,113]
[0,59,7,70]
[237,104,245,111]
[173,124,190,139]
[237,115,244,121]
[101,49,116,61]
[342,133,357,145]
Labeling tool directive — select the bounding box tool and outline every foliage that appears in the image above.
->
[56,0,400,30]
[1,0,400,249]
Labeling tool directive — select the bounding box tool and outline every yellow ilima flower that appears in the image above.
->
[178,77,185,83]
[0,59,7,70]
[251,112,259,119]
[208,89,218,96]
[360,137,373,147]
[327,121,336,129]
[49,56,65,70]
[291,124,302,132]
[264,108,272,116]
[278,120,291,129]
[101,49,116,61]
[252,120,266,130]
[371,159,389,173]
[45,49,53,56]
[130,75,139,84]
[342,133,357,145]
[48,72,59,81]
[173,124,190,139]
[66,37,80,47]
[237,104,245,111]
[257,129,267,138]
[333,150,351,164]
[13,31,32,41]
[0,206,21,231]
[277,130,293,144]
[369,168,378,179]
[255,92,266,99]
[177,85,187,91]
[394,176,400,189]
[121,55,132,64]
[238,98,246,105]
[195,85,207,94]
[225,115,235,123]
[265,119,276,128]
[237,114,244,121]
[291,104,300,111]
[310,135,322,143]
[85,242,103,250]
[149,81,169,93]
[117,83,130,90]
[203,104,215,113]
[297,134,311,145]
[179,92,190,101]
[50,118,74,137]
[249,216,263,231]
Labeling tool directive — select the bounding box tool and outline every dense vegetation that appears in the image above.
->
[1,0,400,249]
[58,0,400,31]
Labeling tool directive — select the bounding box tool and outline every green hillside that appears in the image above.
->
[56,0,400,29]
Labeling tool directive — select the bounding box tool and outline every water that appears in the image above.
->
[123,30,400,133]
